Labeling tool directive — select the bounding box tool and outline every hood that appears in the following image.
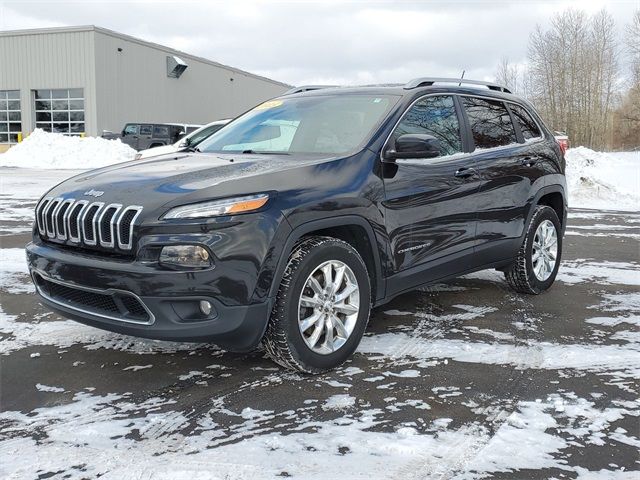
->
[45,152,331,214]
[137,144,179,160]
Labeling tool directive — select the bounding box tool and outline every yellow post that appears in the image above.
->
[80,132,86,138]
[17,132,23,143]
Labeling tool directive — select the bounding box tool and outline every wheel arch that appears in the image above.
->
[515,184,567,247]
[269,216,385,305]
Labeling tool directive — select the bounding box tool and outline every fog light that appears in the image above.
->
[199,300,212,316]
[159,245,211,268]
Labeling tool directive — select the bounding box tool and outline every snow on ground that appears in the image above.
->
[1,155,639,478]
[0,129,135,169]
[566,147,639,211]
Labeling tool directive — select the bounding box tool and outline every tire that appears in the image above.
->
[504,205,562,294]
[263,236,371,373]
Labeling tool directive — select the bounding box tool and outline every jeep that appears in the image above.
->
[103,122,201,150]
[27,78,566,373]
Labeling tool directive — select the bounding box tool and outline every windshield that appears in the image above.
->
[198,94,398,156]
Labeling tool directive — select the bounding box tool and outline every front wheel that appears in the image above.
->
[263,236,371,373]
[504,205,562,294]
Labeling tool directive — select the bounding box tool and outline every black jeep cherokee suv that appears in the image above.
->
[27,78,566,373]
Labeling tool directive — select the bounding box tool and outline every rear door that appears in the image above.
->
[382,94,480,293]
[460,96,547,260]
[137,124,153,148]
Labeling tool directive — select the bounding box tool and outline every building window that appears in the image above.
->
[0,90,21,144]
[34,88,84,135]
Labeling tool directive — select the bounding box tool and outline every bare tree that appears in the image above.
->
[516,8,620,149]
[612,9,640,149]
[495,57,520,93]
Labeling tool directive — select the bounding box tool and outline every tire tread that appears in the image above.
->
[263,236,370,374]
[504,205,559,295]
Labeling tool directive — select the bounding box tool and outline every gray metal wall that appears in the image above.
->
[93,29,289,135]
[0,26,289,138]
[0,28,98,137]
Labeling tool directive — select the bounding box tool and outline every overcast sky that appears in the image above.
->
[1,0,637,86]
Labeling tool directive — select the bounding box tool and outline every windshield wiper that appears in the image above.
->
[185,145,201,153]
[241,149,289,155]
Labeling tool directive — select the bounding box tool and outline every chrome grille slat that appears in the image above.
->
[98,203,122,248]
[44,197,63,238]
[55,199,75,240]
[117,205,143,251]
[81,202,104,246]
[36,197,52,235]
[67,200,88,242]
[36,197,143,252]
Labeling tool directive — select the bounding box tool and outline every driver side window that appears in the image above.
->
[391,95,463,157]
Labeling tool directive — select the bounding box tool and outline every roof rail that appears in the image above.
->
[404,77,512,94]
[283,85,337,95]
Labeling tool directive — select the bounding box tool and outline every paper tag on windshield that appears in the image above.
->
[254,100,284,111]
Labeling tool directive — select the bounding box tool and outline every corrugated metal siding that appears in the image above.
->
[0,30,97,136]
[93,31,288,134]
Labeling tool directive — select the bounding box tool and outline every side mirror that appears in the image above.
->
[384,134,441,161]
[181,137,191,147]
[121,130,126,136]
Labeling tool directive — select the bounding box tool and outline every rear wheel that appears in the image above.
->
[504,205,562,294]
[263,236,371,373]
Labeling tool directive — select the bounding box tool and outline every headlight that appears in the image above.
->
[159,245,211,268]
[162,194,269,219]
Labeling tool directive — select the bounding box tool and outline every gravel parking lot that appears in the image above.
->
[1,167,639,479]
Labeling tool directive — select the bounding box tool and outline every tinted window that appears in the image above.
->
[139,124,153,135]
[510,103,541,140]
[153,125,170,137]
[462,97,517,149]
[390,95,462,156]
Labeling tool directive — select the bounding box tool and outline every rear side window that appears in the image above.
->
[462,97,517,149]
[153,125,170,137]
[510,104,542,140]
[139,124,153,135]
[390,95,463,156]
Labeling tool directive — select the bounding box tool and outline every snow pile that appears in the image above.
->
[0,129,135,169]
[566,147,639,211]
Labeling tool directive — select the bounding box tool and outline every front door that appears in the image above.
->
[121,123,140,150]
[382,95,481,294]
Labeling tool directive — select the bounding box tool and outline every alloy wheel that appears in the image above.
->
[297,260,360,354]
[532,219,558,281]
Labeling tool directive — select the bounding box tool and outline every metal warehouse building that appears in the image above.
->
[0,25,290,151]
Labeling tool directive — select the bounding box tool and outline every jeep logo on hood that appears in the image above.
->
[84,189,104,198]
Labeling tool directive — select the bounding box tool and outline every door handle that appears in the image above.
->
[522,156,538,167]
[454,167,477,178]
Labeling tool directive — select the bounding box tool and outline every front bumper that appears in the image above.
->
[26,241,271,351]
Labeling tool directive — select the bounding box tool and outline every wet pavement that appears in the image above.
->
[1,167,639,479]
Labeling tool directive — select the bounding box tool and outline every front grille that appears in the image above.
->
[33,272,152,324]
[35,197,143,251]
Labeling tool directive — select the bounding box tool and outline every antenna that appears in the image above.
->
[459,70,465,86]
